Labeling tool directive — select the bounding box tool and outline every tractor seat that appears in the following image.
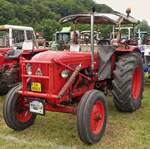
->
[98,39,110,46]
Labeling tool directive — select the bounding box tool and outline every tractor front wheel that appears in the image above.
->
[3,84,36,130]
[112,52,144,112]
[77,90,108,144]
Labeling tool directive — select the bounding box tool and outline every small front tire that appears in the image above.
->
[3,84,36,130]
[77,90,108,144]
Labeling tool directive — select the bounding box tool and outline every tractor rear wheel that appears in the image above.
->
[112,52,144,112]
[77,90,108,144]
[3,84,36,130]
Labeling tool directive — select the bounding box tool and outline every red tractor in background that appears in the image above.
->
[3,9,144,145]
[0,25,47,95]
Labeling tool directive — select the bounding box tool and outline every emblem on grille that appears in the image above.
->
[35,68,42,76]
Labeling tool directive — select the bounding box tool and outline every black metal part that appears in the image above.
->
[0,64,20,94]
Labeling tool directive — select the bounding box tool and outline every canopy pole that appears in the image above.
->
[90,8,95,71]
[112,25,115,39]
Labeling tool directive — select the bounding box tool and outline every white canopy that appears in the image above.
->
[60,13,139,25]
[0,25,33,31]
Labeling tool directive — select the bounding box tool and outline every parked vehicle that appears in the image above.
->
[0,25,47,94]
[137,30,150,81]
[3,10,144,144]
[112,26,150,81]
[50,27,73,50]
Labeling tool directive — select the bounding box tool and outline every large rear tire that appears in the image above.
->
[77,90,108,144]
[3,84,36,130]
[112,52,144,112]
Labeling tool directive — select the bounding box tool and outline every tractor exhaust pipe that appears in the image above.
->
[90,7,95,71]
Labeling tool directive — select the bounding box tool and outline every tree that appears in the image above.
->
[138,20,150,33]
[0,0,114,40]
[35,19,61,40]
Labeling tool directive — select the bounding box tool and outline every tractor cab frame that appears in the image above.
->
[0,25,38,50]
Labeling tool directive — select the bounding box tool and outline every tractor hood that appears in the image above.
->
[31,51,95,63]
[0,48,12,55]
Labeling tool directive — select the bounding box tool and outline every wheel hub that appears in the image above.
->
[90,100,105,135]
[94,114,102,121]
[15,97,32,123]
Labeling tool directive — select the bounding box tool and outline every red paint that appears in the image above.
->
[0,47,47,89]
[0,48,16,69]
[116,46,138,52]
[0,47,47,68]
[20,51,98,108]
[90,100,105,135]
[0,48,12,54]
[15,96,32,123]
[45,104,75,113]
[19,44,141,113]
[111,54,116,73]
[132,65,142,100]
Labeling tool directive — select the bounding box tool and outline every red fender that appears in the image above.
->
[116,46,139,52]
[0,54,5,64]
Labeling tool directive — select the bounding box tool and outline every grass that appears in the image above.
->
[0,85,149,149]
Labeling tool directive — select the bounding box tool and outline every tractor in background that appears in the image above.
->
[50,27,73,50]
[0,25,47,94]
[50,27,102,51]
[112,25,150,81]
[3,9,144,145]
[137,30,150,81]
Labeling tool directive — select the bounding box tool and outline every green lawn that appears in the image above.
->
[0,85,149,149]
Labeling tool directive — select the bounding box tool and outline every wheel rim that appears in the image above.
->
[15,96,32,123]
[90,100,105,135]
[132,65,142,100]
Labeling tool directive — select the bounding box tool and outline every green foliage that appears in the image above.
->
[0,0,113,40]
[138,20,150,34]
[35,19,61,40]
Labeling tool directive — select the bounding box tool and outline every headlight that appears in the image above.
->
[26,63,32,75]
[61,70,70,78]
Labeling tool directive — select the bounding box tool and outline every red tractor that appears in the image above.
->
[3,10,144,145]
[0,25,47,95]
